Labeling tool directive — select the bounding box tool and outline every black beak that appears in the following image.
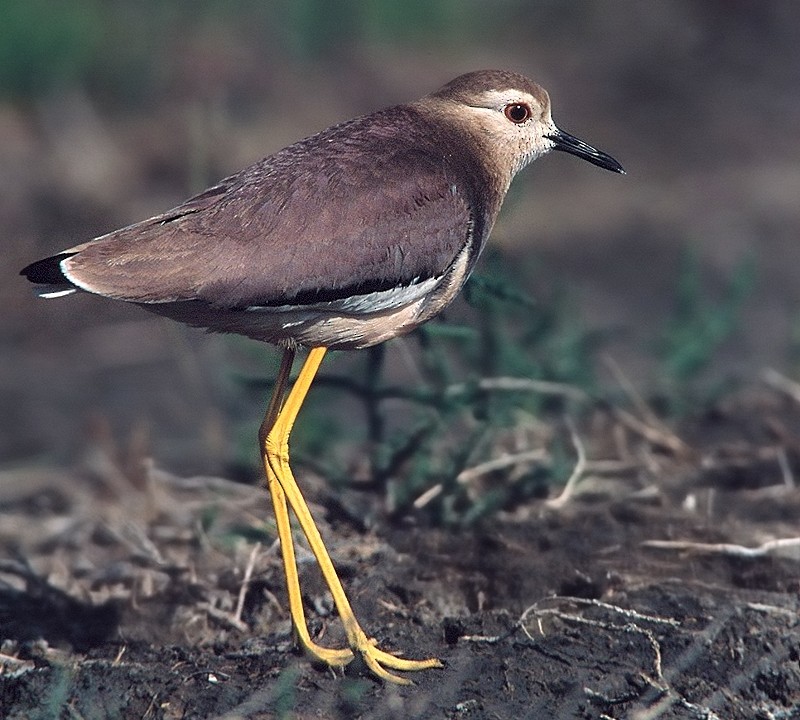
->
[546,128,625,174]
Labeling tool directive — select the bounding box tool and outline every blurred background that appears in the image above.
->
[3,0,800,479]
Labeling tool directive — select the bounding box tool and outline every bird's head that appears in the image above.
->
[423,70,624,182]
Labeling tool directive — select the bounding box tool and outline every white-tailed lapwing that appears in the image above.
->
[22,70,624,683]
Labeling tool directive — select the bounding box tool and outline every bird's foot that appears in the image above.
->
[298,629,441,685]
[354,636,443,685]
[299,638,354,668]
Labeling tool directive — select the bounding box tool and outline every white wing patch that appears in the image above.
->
[245,275,442,319]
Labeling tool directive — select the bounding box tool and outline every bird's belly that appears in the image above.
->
[143,296,433,350]
[143,240,473,350]
[265,238,472,349]
[273,300,435,350]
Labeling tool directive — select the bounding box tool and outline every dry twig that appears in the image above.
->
[413,448,548,509]
[762,366,800,403]
[545,418,587,509]
[233,542,261,626]
[643,536,800,559]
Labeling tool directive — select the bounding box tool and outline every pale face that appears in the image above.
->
[455,87,558,176]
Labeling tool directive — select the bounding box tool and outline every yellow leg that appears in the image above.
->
[261,346,442,684]
[260,348,352,667]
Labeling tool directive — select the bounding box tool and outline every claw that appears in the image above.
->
[297,624,442,684]
[345,628,443,684]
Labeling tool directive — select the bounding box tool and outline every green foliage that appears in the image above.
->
[0,0,523,103]
[28,662,74,720]
[336,677,372,716]
[0,0,102,100]
[0,0,178,104]
[0,0,623,126]
[279,0,480,58]
[271,666,301,720]
[655,247,754,414]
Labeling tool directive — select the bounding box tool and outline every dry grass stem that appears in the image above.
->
[445,376,589,402]
[761,366,800,403]
[233,542,261,626]
[413,448,549,509]
[544,418,587,509]
[642,537,800,559]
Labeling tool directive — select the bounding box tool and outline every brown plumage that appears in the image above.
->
[22,70,621,350]
[21,70,623,683]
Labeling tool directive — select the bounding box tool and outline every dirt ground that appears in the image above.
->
[2,383,800,719]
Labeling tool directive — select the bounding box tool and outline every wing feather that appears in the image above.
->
[61,106,478,309]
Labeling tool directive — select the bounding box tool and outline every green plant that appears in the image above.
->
[233,250,598,526]
[271,666,300,720]
[0,1,101,100]
[654,246,754,415]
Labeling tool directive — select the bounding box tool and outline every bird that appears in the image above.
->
[21,69,624,684]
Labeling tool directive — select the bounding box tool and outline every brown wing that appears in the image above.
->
[60,106,478,309]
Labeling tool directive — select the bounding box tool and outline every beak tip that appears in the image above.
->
[547,128,624,175]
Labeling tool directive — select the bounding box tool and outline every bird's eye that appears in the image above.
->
[504,103,531,124]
